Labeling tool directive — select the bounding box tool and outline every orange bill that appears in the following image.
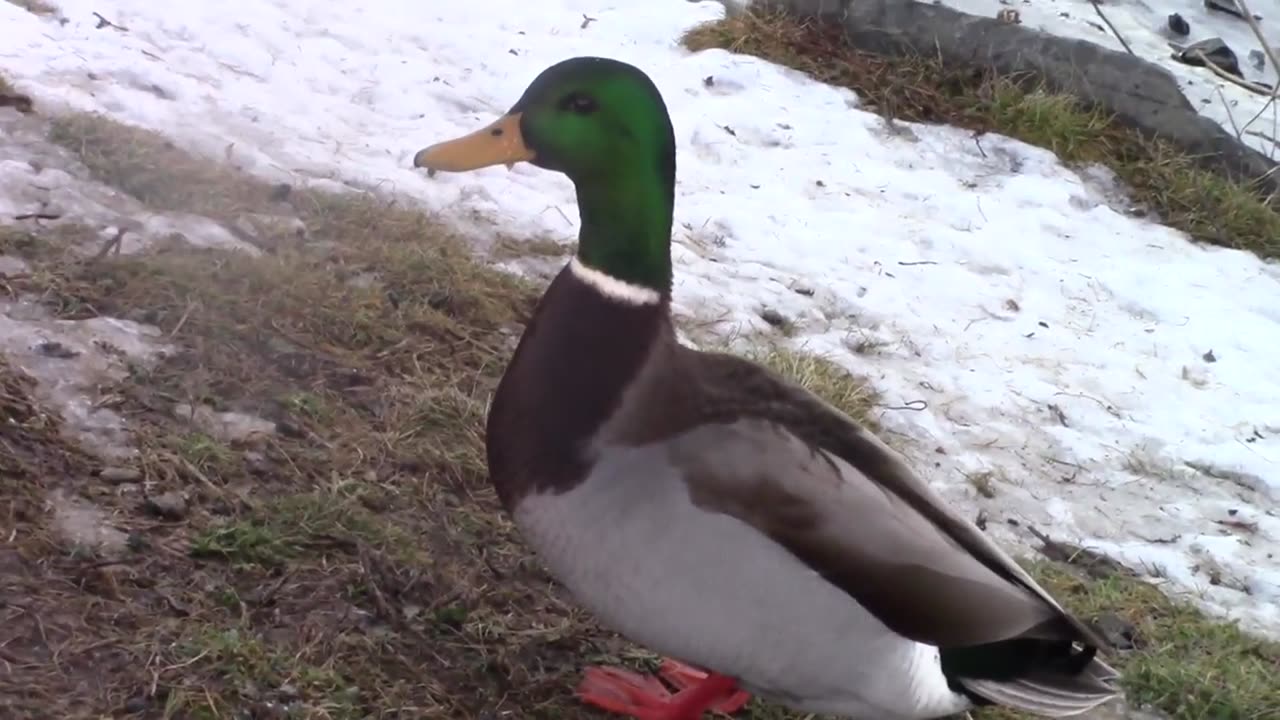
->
[413,113,535,172]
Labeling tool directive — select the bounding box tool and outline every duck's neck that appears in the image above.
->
[572,158,674,296]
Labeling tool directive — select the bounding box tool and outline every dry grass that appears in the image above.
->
[744,343,880,430]
[0,69,34,115]
[4,113,588,720]
[4,0,57,16]
[1,109,1276,720]
[683,9,1280,262]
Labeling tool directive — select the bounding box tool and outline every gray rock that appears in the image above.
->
[1174,38,1242,79]
[145,490,188,520]
[99,466,142,483]
[756,0,1280,200]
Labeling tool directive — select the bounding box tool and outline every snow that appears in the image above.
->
[939,0,1280,158]
[0,108,261,256]
[2,0,1278,638]
[0,298,169,460]
[47,488,130,557]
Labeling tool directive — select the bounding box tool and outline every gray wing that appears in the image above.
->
[666,415,1080,649]
[665,348,1111,652]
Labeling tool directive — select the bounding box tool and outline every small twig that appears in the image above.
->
[883,399,928,412]
[1215,518,1260,533]
[1089,0,1133,55]
[1189,49,1274,95]
[1240,96,1279,140]
[1245,128,1280,150]
[78,558,130,571]
[1046,456,1085,470]
[92,12,127,31]
[254,570,293,607]
[90,228,126,261]
[173,453,222,494]
[358,546,398,624]
[1216,87,1243,137]
[168,299,196,338]
[1027,525,1056,547]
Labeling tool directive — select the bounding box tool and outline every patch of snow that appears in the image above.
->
[0,299,169,459]
[48,489,129,557]
[0,255,30,276]
[0,108,260,256]
[2,0,1278,637]
[173,402,277,444]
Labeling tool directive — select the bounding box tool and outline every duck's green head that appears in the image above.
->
[414,56,676,295]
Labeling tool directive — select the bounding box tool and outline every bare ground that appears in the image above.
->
[0,99,1277,720]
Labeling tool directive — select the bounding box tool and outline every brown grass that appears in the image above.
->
[4,0,57,16]
[0,108,1275,720]
[683,8,1280,262]
[0,69,35,115]
[4,113,590,719]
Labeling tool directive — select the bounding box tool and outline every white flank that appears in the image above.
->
[514,444,973,719]
[569,256,663,306]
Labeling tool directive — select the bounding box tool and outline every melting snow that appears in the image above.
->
[0,255,30,276]
[48,488,129,557]
[0,299,168,459]
[172,402,278,444]
[1,0,1278,637]
[0,109,260,256]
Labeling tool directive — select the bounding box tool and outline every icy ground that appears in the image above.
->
[2,0,1278,638]
[939,0,1280,158]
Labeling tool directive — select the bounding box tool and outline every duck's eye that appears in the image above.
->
[559,92,598,115]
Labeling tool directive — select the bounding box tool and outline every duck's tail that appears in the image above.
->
[958,654,1120,718]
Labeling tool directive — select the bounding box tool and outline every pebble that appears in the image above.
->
[759,307,789,328]
[99,466,142,483]
[144,491,188,520]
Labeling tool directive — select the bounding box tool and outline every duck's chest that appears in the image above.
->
[483,268,672,510]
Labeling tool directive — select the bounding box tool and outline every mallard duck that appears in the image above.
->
[412,56,1120,720]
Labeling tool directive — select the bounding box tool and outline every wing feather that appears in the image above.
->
[668,348,1111,652]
